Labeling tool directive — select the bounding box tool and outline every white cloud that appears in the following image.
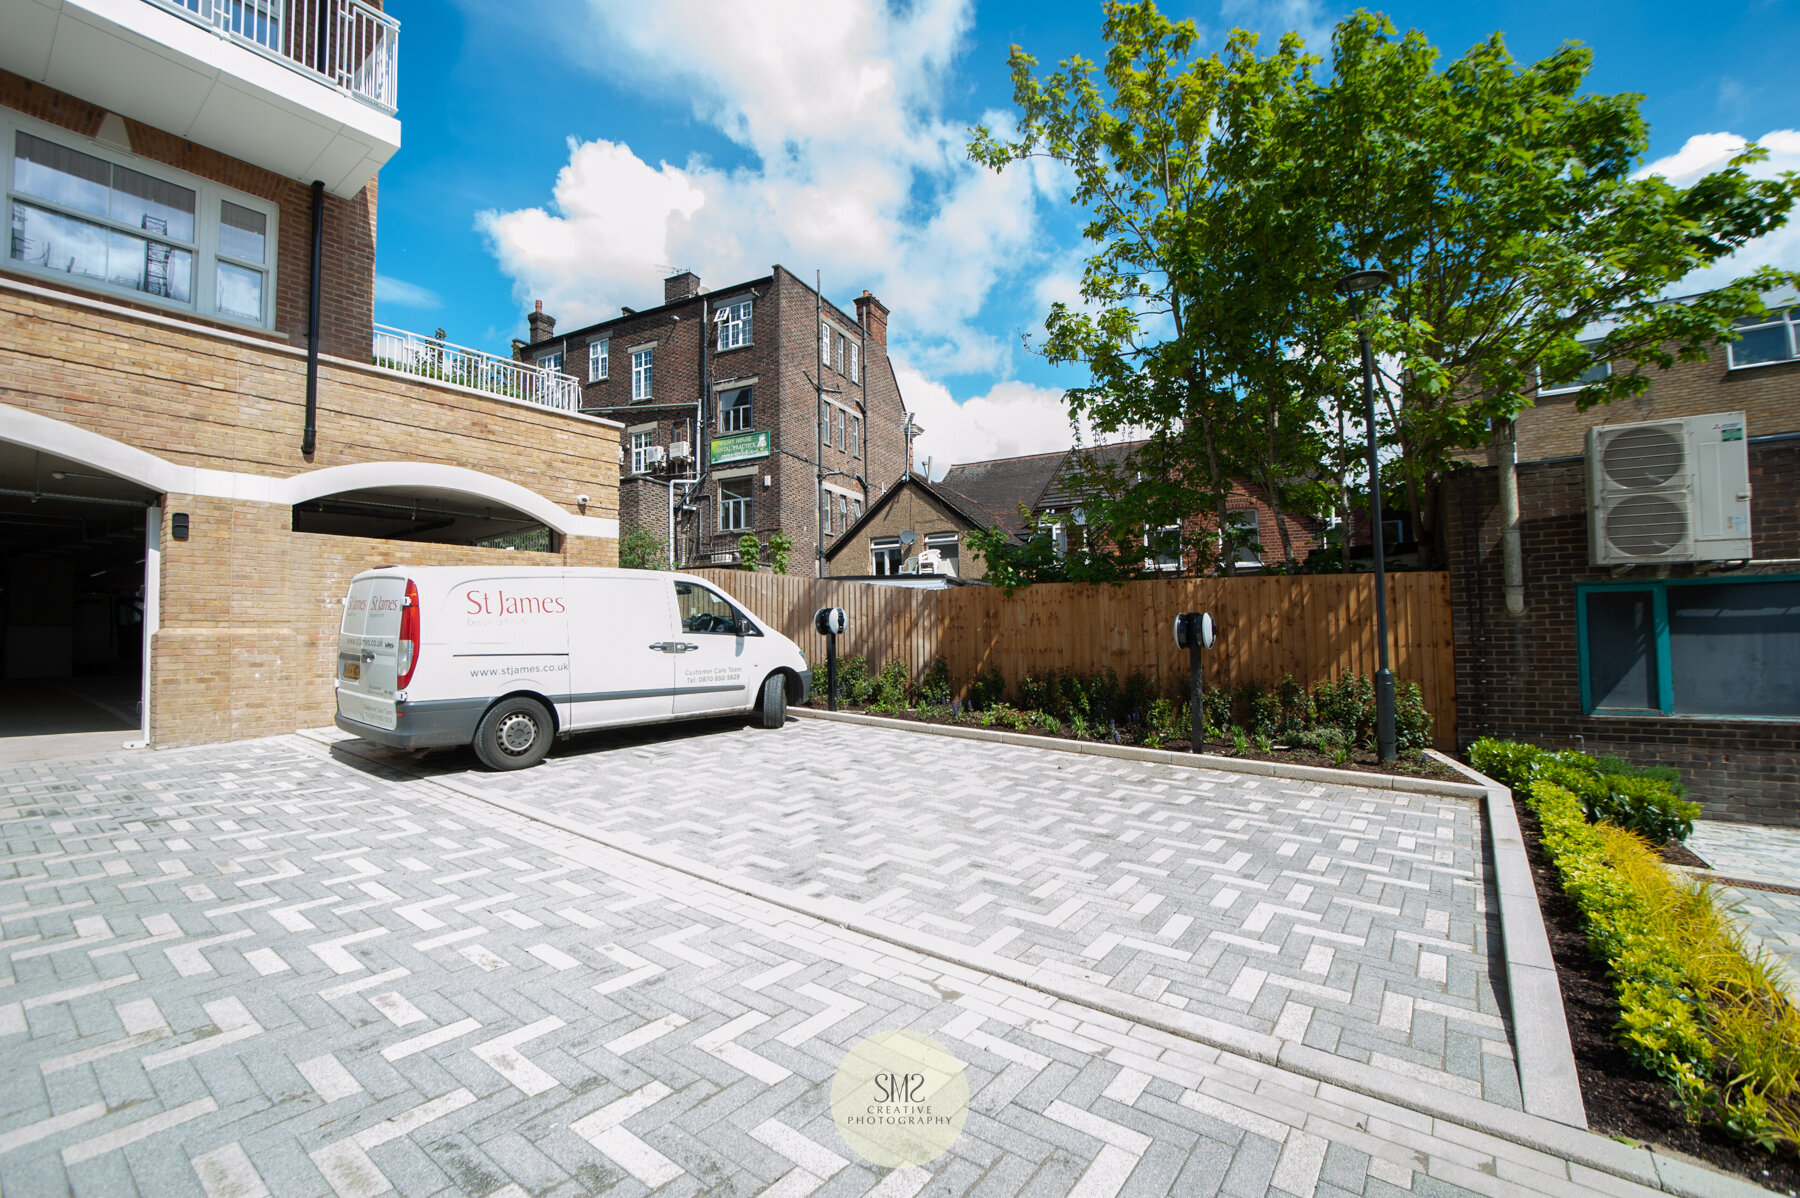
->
[479,0,1066,375]
[1637,129,1800,295]
[1219,0,1337,52]
[373,274,441,310]
[896,365,1078,479]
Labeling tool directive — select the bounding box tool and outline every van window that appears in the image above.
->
[343,577,404,637]
[676,582,752,635]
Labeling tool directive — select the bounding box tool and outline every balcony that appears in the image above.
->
[1,0,402,198]
[373,325,583,414]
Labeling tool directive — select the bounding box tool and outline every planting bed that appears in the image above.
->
[1519,803,1800,1194]
[802,700,1461,780]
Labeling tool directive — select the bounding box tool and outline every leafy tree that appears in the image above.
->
[737,534,761,569]
[767,532,794,575]
[617,526,666,570]
[972,2,1800,574]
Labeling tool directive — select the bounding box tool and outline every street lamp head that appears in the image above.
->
[1335,268,1393,297]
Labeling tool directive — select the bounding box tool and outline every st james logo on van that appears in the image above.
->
[463,590,568,617]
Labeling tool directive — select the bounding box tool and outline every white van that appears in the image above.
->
[333,566,810,769]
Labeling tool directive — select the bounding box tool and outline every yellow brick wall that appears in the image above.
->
[1,283,623,747]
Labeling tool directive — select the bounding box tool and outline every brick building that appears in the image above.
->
[826,442,1324,578]
[520,268,910,575]
[0,1,621,749]
[1445,294,1800,821]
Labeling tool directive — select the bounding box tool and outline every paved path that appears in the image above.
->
[1689,820,1800,888]
[439,718,1516,1111]
[0,729,1706,1197]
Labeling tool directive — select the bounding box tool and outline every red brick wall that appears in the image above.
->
[1444,441,1800,823]
[0,70,376,360]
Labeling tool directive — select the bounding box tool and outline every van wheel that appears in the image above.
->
[755,674,787,729]
[473,697,554,770]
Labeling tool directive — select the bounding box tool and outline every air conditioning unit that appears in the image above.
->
[644,445,668,469]
[667,440,691,462]
[1586,412,1751,566]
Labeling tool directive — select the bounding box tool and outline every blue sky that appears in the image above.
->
[371,0,1800,470]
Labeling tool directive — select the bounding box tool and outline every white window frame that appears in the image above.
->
[537,349,564,374]
[630,346,653,402]
[720,478,753,532]
[629,429,654,475]
[589,338,609,382]
[716,298,752,351]
[1222,510,1260,569]
[1538,339,1611,396]
[719,385,753,433]
[850,414,861,458]
[1727,307,1799,370]
[820,321,831,365]
[849,340,860,383]
[871,538,902,575]
[1147,523,1183,572]
[820,400,830,447]
[4,111,279,329]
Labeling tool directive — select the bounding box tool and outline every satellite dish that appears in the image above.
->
[898,530,918,546]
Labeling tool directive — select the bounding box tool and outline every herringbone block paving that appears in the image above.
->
[0,730,1644,1196]
[454,719,1515,1108]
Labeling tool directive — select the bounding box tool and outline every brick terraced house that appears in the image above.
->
[0,0,622,750]
[1444,292,1800,822]
[520,268,910,575]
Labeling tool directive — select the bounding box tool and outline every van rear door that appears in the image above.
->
[337,574,407,730]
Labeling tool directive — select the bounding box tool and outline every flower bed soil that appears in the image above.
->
[805,702,1459,781]
[1518,803,1800,1194]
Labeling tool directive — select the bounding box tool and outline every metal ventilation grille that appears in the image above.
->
[1605,493,1690,557]
[1600,425,1684,490]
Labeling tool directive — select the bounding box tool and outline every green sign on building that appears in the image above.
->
[710,429,771,465]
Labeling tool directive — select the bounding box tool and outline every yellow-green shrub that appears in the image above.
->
[1527,779,1800,1151]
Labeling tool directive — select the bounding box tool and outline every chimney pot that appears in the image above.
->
[854,290,890,350]
[664,270,702,305]
[527,302,555,345]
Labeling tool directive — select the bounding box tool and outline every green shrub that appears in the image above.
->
[868,659,912,711]
[617,526,666,570]
[1468,738,1698,844]
[1275,674,1313,739]
[916,659,952,706]
[737,534,761,569]
[1526,779,1800,1152]
[1201,687,1233,737]
[1293,726,1348,756]
[1394,681,1433,754]
[1120,671,1155,724]
[834,655,872,705]
[1016,672,1050,714]
[1240,682,1281,741]
[1313,674,1375,746]
[1038,713,1064,736]
[967,667,1006,711]
[977,703,1034,731]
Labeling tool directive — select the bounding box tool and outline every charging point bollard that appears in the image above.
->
[814,607,847,711]
[1173,611,1215,754]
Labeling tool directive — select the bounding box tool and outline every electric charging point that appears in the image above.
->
[1173,611,1215,754]
[814,607,847,711]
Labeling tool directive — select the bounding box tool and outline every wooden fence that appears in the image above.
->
[692,570,1458,750]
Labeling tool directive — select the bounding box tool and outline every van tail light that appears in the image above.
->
[397,579,420,689]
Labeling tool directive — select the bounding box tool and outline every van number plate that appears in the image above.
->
[342,661,361,681]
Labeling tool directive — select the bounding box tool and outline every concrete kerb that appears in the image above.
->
[1428,749,1590,1131]
[282,725,1742,1196]
[795,709,1589,1131]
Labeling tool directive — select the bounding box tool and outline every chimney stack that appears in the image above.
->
[855,289,889,349]
[527,299,555,345]
[664,270,701,305]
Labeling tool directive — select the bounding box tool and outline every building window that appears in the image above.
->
[850,340,860,383]
[872,538,902,575]
[717,298,752,350]
[631,347,653,401]
[850,415,861,457]
[719,386,752,432]
[720,478,752,531]
[1148,523,1183,572]
[838,495,849,532]
[820,322,831,365]
[821,400,830,448]
[589,339,609,382]
[1579,578,1800,718]
[537,350,564,374]
[1729,308,1798,369]
[7,127,276,326]
[837,408,847,450]
[1539,341,1611,395]
[629,430,654,475]
[1223,509,1261,569]
[852,498,862,522]
[925,533,958,574]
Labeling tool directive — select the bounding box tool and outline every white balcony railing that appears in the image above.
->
[374,325,582,413]
[151,0,400,113]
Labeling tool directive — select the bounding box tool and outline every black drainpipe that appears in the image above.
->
[302,179,324,457]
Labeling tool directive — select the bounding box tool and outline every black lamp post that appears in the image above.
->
[1335,267,1397,762]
